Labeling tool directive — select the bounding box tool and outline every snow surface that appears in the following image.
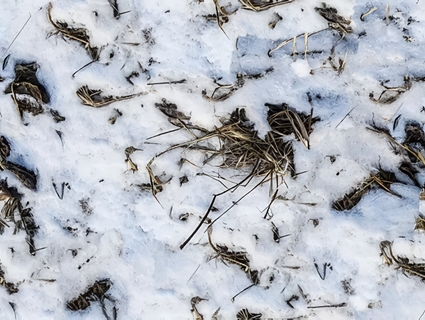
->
[0,0,425,319]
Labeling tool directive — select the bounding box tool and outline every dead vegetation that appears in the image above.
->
[4,62,49,119]
[333,167,401,211]
[207,227,259,285]
[368,122,425,167]
[203,70,273,102]
[0,136,37,191]
[211,0,236,37]
[124,146,142,173]
[190,296,207,320]
[76,86,142,108]
[268,3,351,57]
[415,214,425,231]
[147,100,318,249]
[310,49,348,75]
[0,264,18,294]
[315,3,353,35]
[47,3,100,60]
[380,241,425,280]
[236,308,262,319]
[202,74,245,101]
[370,76,412,104]
[266,103,319,150]
[0,179,39,256]
[67,279,117,320]
[239,0,293,12]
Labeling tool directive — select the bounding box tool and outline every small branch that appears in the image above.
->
[147,79,186,85]
[308,302,346,309]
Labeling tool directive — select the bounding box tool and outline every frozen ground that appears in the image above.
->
[0,0,425,319]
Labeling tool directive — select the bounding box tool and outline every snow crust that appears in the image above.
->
[1,0,425,319]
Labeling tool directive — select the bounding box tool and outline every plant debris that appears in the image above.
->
[202,74,245,101]
[236,308,262,320]
[125,146,142,172]
[360,7,377,21]
[380,240,425,281]
[79,198,93,215]
[0,264,19,294]
[266,103,319,149]
[399,161,420,187]
[76,86,142,108]
[268,28,328,57]
[67,279,117,320]
[315,3,353,35]
[310,50,348,75]
[341,279,355,295]
[369,76,411,104]
[239,0,293,12]
[0,136,37,191]
[108,109,122,125]
[179,175,189,186]
[4,62,49,119]
[415,214,425,231]
[155,99,190,121]
[269,12,282,29]
[190,296,206,320]
[367,123,425,166]
[151,108,295,249]
[0,179,39,255]
[50,109,66,123]
[211,0,235,37]
[144,158,172,205]
[207,227,259,285]
[108,0,120,19]
[333,167,401,211]
[47,3,100,60]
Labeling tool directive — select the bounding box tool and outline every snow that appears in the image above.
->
[0,0,425,319]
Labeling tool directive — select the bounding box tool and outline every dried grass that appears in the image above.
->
[333,168,401,211]
[240,0,293,12]
[207,226,259,284]
[76,85,141,108]
[67,279,117,320]
[47,3,100,60]
[380,241,425,280]
[370,76,411,104]
[149,105,317,248]
[4,63,49,119]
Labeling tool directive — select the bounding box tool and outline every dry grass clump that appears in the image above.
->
[0,179,39,256]
[160,108,294,179]
[267,103,319,149]
[333,168,400,211]
[148,102,318,248]
[4,62,49,119]
[368,122,425,177]
[67,279,117,320]
[207,227,259,285]
[236,308,262,319]
[0,136,37,191]
[380,241,425,280]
